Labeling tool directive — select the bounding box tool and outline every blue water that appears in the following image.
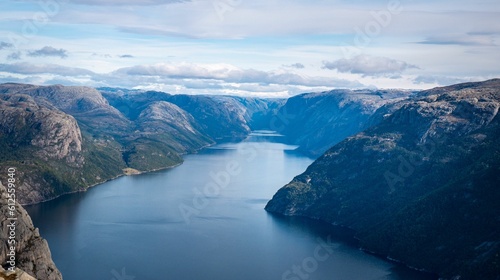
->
[26,132,436,280]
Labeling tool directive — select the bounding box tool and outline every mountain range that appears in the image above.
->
[0,80,498,279]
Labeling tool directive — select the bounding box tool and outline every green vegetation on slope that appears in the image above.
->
[266,79,500,279]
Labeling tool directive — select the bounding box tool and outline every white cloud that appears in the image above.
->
[0,62,94,76]
[41,0,500,41]
[322,55,418,76]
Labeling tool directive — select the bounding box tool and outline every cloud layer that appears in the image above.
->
[0,62,364,96]
[0,0,498,95]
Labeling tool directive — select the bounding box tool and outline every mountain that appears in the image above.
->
[0,85,192,204]
[0,93,101,205]
[276,89,411,157]
[0,84,283,205]
[0,83,131,135]
[1,84,214,171]
[100,88,283,141]
[266,79,500,279]
[0,182,62,280]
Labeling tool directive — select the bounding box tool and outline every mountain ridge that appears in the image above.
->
[265,79,500,279]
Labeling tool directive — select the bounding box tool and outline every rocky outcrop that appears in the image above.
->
[0,94,88,204]
[266,79,500,279]
[0,94,83,165]
[0,182,62,280]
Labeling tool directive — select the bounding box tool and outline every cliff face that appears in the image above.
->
[0,94,83,164]
[266,79,500,279]
[276,89,411,157]
[0,94,87,204]
[0,182,62,280]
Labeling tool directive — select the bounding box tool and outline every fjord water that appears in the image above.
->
[26,132,435,280]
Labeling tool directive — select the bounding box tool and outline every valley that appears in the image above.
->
[0,79,499,279]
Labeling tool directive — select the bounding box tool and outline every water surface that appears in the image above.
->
[27,132,436,280]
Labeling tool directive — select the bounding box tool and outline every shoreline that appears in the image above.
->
[22,131,278,206]
[21,162,183,207]
[21,141,218,207]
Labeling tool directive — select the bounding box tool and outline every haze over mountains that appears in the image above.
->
[0,79,499,279]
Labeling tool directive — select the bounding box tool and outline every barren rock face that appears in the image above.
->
[0,94,84,166]
[139,101,201,134]
[0,182,62,280]
[29,113,83,163]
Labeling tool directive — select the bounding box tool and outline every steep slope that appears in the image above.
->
[0,93,102,204]
[277,89,411,157]
[0,182,62,279]
[0,84,196,171]
[100,88,282,141]
[266,79,500,279]
[0,84,130,135]
[125,101,213,170]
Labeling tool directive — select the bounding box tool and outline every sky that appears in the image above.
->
[0,0,499,97]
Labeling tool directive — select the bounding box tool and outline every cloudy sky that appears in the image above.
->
[0,0,499,97]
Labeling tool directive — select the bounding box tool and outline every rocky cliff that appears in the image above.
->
[0,94,88,204]
[0,182,62,280]
[276,89,411,157]
[266,79,500,279]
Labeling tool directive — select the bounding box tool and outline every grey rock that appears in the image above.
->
[0,182,62,280]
